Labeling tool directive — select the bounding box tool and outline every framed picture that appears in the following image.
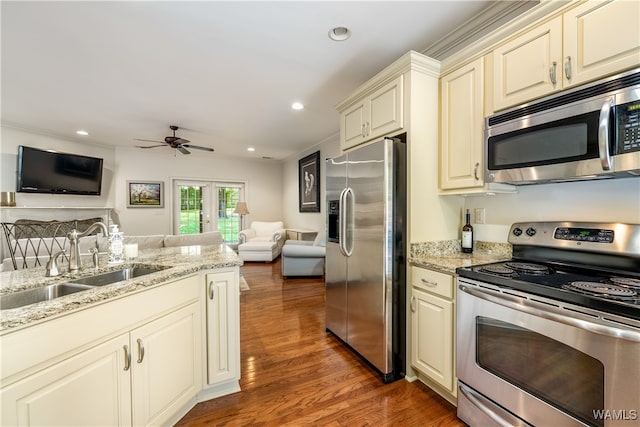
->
[299,151,320,213]
[127,181,164,208]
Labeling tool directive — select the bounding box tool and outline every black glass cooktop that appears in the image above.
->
[457,260,640,321]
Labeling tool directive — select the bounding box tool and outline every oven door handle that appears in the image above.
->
[460,284,640,343]
[459,382,531,427]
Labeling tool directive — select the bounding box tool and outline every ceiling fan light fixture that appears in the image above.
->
[328,26,351,41]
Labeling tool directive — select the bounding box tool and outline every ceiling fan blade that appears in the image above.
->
[136,144,166,149]
[177,146,191,155]
[174,137,190,144]
[182,144,214,152]
[134,138,164,143]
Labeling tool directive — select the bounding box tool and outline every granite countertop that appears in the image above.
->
[409,240,512,275]
[0,244,242,332]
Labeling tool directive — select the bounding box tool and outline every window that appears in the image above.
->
[174,180,245,243]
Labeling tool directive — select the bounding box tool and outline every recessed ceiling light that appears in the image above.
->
[247,147,256,152]
[328,26,351,41]
[291,102,304,110]
[76,130,89,136]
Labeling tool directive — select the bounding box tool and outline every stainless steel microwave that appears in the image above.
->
[485,69,640,185]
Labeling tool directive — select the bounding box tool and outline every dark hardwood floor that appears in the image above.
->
[176,258,463,426]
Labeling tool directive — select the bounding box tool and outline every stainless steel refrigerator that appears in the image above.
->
[325,137,406,383]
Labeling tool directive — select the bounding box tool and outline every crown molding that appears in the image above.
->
[439,0,577,73]
[336,51,441,111]
[422,1,541,61]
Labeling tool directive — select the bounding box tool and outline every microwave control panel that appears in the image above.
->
[617,100,640,153]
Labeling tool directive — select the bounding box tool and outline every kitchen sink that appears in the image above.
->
[1,265,168,310]
[0,283,94,310]
[69,266,167,286]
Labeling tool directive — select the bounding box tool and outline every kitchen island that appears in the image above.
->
[0,243,242,426]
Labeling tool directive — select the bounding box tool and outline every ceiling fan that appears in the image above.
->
[135,125,214,155]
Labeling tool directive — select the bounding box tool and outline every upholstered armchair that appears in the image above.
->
[238,221,286,262]
[281,232,326,277]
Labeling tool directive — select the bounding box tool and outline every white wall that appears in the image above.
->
[0,125,116,207]
[114,147,283,235]
[0,126,284,237]
[282,134,340,235]
[463,178,640,242]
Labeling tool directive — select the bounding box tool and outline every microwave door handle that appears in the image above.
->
[598,98,614,171]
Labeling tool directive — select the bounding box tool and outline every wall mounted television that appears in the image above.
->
[16,145,104,195]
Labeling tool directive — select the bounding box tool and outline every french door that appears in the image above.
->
[173,180,245,244]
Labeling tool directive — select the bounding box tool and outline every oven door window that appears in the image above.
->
[487,111,601,170]
[476,316,604,427]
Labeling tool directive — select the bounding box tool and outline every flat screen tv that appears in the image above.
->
[16,145,104,195]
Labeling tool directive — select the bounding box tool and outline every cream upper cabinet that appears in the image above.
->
[440,58,484,190]
[205,270,240,387]
[492,0,640,112]
[492,17,563,111]
[410,267,456,396]
[339,75,404,151]
[563,0,640,87]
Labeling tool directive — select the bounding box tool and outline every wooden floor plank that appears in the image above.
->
[176,258,464,426]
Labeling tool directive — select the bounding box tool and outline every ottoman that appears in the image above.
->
[238,241,279,262]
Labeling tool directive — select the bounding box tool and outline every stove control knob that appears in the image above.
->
[513,227,523,236]
[526,227,537,236]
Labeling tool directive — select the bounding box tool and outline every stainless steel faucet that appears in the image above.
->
[67,222,109,273]
[45,250,66,277]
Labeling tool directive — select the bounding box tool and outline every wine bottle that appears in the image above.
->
[462,209,473,253]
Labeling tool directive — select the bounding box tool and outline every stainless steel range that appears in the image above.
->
[456,221,640,427]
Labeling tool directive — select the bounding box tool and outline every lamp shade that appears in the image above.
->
[233,202,250,215]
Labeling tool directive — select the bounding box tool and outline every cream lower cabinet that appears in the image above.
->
[1,334,131,426]
[205,270,240,387]
[1,275,203,427]
[410,266,456,401]
[1,302,201,427]
[131,302,201,426]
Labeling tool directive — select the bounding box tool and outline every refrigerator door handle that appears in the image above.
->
[338,188,348,256]
[339,187,354,257]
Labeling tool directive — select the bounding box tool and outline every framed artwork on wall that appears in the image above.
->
[299,151,320,213]
[127,181,164,208]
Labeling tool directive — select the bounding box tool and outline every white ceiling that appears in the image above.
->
[1,1,533,161]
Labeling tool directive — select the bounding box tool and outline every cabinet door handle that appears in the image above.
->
[473,162,480,181]
[410,295,416,313]
[549,61,557,85]
[136,338,145,363]
[361,123,366,138]
[421,278,438,287]
[365,122,370,136]
[123,345,131,371]
[209,281,215,300]
[564,56,572,80]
